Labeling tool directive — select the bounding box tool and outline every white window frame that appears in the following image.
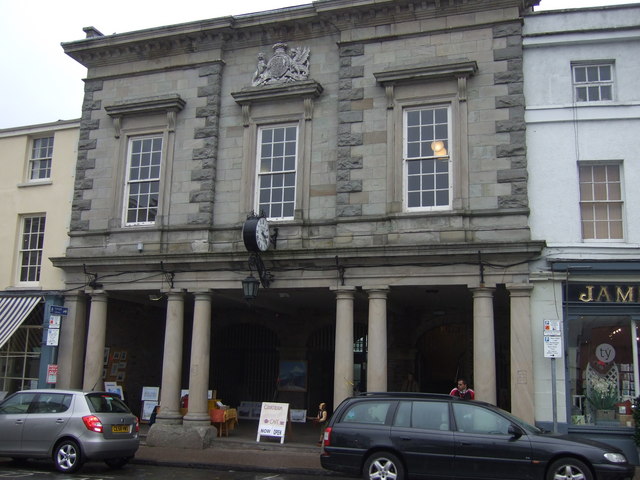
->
[255,123,298,221]
[123,134,163,227]
[18,215,46,284]
[403,105,453,212]
[572,62,614,103]
[29,136,53,181]
[578,162,624,241]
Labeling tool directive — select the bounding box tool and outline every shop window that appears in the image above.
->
[568,316,636,426]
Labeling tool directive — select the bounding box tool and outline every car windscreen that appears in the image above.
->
[86,393,132,413]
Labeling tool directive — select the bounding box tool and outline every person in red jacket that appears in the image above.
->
[450,378,475,400]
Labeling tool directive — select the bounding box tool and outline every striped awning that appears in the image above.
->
[0,296,42,349]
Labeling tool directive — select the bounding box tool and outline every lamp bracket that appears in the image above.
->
[248,252,273,288]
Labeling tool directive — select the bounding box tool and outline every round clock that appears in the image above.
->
[242,216,270,252]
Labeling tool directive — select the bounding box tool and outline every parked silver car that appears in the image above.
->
[0,389,139,473]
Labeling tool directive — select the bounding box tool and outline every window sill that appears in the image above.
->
[18,180,52,188]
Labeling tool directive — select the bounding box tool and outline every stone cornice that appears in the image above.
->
[104,94,186,137]
[62,0,535,69]
[374,60,478,107]
[231,80,324,126]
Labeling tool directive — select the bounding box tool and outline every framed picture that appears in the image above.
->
[110,363,119,376]
[142,401,158,421]
[108,385,124,400]
[120,351,127,361]
[113,351,121,361]
[103,347,110,366]
[141,386,160,402]
[277,360,307,392]
[116,372,126,382]
[118,362,127,370]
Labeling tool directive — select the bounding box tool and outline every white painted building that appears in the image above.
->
[524,3,640,458]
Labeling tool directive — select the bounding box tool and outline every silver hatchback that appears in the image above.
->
[0,389,139,473]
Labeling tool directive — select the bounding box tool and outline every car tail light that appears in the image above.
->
[82,415,103,433]
[323,426,332,447]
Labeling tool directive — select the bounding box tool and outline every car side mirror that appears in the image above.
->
[508,424,523,438]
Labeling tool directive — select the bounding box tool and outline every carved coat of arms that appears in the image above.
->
[252,42,310,87]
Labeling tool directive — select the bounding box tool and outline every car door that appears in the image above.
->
[0,392,37,454]
[452,402,533,480]
[390,400,455,479]
[21,392,74,455]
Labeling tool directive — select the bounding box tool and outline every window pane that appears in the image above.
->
[257,125,297,219]
[126,136,162,225]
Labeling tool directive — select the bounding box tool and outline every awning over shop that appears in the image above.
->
[0,296,42,349]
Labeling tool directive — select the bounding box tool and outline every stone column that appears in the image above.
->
[157,289,185,424]
[366,288,389,392]
[471,287,496,404]
[332,287,355,408]
[82,290,108,391]
[183,291,212,427]
[57,292,87,389]
[508,284,534,423]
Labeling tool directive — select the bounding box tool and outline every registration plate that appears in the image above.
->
[112,424,129,433]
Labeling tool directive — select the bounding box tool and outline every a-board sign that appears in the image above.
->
[256,402,289,443]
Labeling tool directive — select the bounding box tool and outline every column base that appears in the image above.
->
[155,411,184,425]
[146,424,216,449]
[183,412,213,427]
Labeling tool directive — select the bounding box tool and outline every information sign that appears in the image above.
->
[256,402,289,443]
[46,364,58,384]
[544,335,562,358]
[48,315,61,328]
[46,328,59,346]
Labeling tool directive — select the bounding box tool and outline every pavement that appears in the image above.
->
[134,420,326,475]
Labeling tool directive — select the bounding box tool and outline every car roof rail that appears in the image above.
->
[357,392,452,399]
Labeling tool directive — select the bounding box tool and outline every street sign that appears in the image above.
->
[50,305,69,316]
[544,335,562,358]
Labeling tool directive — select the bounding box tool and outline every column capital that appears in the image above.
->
[364,286,389,299]
[192,290,213,300]
[86,290,108,301]
[165,288,187,299]
[331,286,356,298]
[469,286,495,296]
[507,283,534,297]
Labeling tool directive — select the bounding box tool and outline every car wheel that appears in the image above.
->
[105,456,132,469]
[363,451,405,480]
[547,457,593,480]
[53,439,84,473]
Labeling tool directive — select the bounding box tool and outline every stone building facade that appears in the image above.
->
[56,0,543,442]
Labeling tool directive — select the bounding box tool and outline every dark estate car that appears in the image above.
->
[320,393,635,480]
[0,389,140,473]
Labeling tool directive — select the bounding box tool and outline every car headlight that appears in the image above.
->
[604,453,627,463]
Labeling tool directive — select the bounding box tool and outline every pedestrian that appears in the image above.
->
[309,402,328,445]
[149,405,159,426]
[400,372,419,392]
[450,378,475,400]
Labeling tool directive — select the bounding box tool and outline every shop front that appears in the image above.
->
[554,262,640,462]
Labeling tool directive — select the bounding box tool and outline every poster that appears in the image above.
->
[277,360,307,391]
[256,402,289,443]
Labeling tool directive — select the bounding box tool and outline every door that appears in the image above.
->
[0,392,37,454]
[21,392,73,454]
[452,402,533,480]
[390,400,455,479]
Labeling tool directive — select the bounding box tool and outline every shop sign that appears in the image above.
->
[569,284,640,304]
[256,402,289,443]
